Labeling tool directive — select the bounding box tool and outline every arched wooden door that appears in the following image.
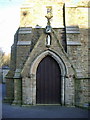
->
[36,55,61,104]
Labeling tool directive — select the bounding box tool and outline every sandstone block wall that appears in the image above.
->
[65,2,89,106]
[20,0,66,28]
[5,0,90,107]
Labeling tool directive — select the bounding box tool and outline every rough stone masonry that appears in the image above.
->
[5,0,90,107]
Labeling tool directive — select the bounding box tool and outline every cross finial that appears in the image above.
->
[45,13,53,26]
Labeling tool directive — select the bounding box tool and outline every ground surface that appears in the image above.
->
[1,84,89,119]
[2,103,89,118]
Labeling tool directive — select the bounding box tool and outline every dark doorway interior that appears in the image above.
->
[36,55,61,104]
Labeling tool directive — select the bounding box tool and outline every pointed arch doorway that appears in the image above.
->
[36,55,61,104]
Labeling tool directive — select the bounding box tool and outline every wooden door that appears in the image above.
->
[36,55,61,104]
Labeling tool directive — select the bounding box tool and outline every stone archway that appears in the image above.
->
[30,50,66,105]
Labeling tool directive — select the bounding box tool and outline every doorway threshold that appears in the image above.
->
[36,104,61,106]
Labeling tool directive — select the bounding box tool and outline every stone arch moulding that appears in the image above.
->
[30,50,67,105]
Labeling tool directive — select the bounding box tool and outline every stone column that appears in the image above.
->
[31,74,36,105]
[12,79,22,105]
[12,69,22,105]
[65,73,75,106]
[61,76,65,105]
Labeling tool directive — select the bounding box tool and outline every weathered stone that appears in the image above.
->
[5,0,89,108]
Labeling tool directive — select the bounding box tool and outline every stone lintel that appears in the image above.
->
[19,27,32,34]
[19,28,32,30]
[66,26,80,34]
[66,31,80,34]
[17,41,31,46]
[67,41,81,46]
[19,31,32,34]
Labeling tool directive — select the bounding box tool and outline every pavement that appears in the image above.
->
[1,84,89,119]
[2,103,89,118]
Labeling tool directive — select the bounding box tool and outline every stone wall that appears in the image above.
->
[5,0,90,107]
[77,6,88,77]
[15,28,66,70]
[65,2,89,106]
[21,29,75,105]
[75,78,89,107]
[20,0,65,28]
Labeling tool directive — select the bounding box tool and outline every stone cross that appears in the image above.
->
[45,13,53,26]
